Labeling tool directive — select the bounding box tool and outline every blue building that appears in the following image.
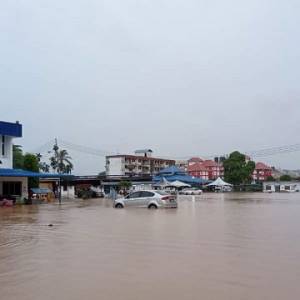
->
[153,166,209,186]
[0,121,66,201]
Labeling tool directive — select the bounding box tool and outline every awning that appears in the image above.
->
[168,180,191,188]
[153,177,172,187]
[31,188,52,194]
[0,168,72,178]
[153,174,209,185]
[207,177,232,187]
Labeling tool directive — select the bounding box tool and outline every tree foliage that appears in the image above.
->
[23,153,40,188]
[223,151,256,185]
[118,180,132,193]
[266,175,275,182]
[280,174,292,181]
[50,144,73,174]
[13,145,24,169]
[36,153,50,173]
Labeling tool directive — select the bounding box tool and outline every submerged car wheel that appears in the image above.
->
[148,204,158,209]
[115,203,124,209]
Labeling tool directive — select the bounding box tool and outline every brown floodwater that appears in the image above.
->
[1,193,300,300]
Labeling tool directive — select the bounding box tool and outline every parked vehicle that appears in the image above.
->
[0,198,14,207]
[114,190,177,209]
[180,188,203,195]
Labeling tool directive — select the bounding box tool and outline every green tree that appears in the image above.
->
[266,175,275,182]
[118,180,132,194]
[36,153,50,173]
[223,151,256,185]
[280,174,292,181]
[23,153,40,188]
[13,145,24,169]
[50,144,73,174]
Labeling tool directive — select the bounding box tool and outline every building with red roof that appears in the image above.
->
[188,157,204,165]
[187,163,209,180]
[187,157,224,180]
[253,162,272,182]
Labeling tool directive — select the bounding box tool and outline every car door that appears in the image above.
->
[138,191,155,207]
[126,192,142,207]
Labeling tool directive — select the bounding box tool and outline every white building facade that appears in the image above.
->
[0,134,14,168]
[263,181,300,193]
[106,150,175,177]
[0,121,28,200]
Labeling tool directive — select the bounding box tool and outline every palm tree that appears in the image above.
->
[50,147,73,174]
[40,162,50,173]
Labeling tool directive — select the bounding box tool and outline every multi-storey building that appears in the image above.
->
[0,121,27,199]
[187,163,209,180]
[106,149,175,177]
[188,156,272,182]
[253,162,272,182]
[202,160,224,180]
[0,121,22,168]
[187,157,224,180]
[175,160,188,172]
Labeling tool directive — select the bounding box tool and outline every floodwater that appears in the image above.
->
[1,193,300,300]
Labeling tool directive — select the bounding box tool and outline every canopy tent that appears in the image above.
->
[207,177,232,187]
[153,177,172,187]
[168,180,191,188]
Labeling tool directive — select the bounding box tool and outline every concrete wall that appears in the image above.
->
[0,177,28,198]
[0,135,13,168]
[107,157,124,176]
[61,186,75,199]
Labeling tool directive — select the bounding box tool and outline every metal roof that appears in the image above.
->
[153,174,209,185]
[158,166,186,176]
[31,188,52,194]
[0,121,22,137]
[0,168,71,178]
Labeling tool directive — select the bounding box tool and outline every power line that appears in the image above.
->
[32,139,300,160]
[58,139,113,157]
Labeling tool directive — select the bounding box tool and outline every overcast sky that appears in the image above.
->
[1,0,300,174]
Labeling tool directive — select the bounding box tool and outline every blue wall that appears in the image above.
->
[0,121,22,137]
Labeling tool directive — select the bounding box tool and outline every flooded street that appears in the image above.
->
[1,193,300,300]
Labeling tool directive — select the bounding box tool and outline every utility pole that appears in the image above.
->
[54,138,62,205]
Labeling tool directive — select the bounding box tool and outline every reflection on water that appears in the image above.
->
[1,194,300,300]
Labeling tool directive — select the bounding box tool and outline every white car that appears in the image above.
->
[180,188,203,195]
[114,190,177,209]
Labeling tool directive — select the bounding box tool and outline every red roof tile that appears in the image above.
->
[202,160,219,167]
[188,163,208,172]
[188,157,203,163]
[255,162,272,170]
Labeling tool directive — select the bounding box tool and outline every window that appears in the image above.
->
[128,192,141,199]
[140,191,154,197]
[1,135,5,156]
[3,182,22,196]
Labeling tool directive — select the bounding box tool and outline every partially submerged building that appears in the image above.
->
[263,181,300,193]
[0,121,68,202]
